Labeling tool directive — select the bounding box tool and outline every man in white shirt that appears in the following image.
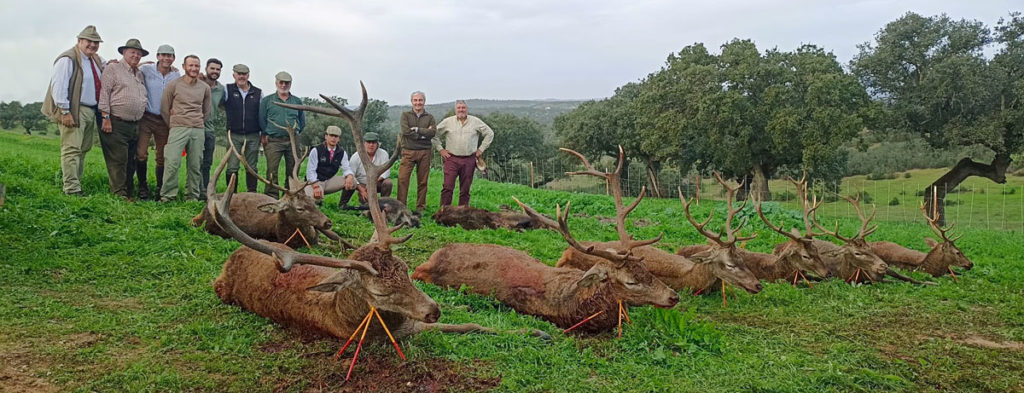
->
[340,132,392,210]
[432,100,494,207]
[42,25,104,196]
[304,125,355,206]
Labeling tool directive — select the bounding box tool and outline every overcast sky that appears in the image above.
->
[0,1,1017,106]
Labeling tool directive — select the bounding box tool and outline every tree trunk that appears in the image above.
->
[923,154,1011,225]
[645,160,663,198]
[750,163,772,202]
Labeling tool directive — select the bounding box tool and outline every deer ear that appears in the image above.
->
[307,270,360,292]
[577,265,609,288]
[924,238,939,248]
[258,200,289,214]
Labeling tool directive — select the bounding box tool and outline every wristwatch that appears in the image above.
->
[60,109,70,115]
[102,114,110,119]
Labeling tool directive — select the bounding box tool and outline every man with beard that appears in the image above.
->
[158,55,211,202]
[259,71,305,198]
[42,25,104,196]
[199,58,226,199]
[98,39,148,199]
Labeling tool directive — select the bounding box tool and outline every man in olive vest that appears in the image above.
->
[42,25,105,196]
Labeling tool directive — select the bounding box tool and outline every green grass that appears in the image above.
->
[2,129,1023,392]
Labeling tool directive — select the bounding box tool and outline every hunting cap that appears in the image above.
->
[363,132,379,142]
[117,39,148,57]
[275,71,292,82]
[77,25,102,42]
[232,64,249,73]
[156,44,175,55]
[325,126,342,136]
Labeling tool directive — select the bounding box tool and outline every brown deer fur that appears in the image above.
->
[192,192,325,249]
[431,205,552,231]
[413,242,679,333]
[676,241,829,282]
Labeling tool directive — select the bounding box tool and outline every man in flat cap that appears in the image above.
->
[342,132,393,210]
[42,25,105,196]
[198,58,225,199]
[97,38,148,199]
[222,63,262,192]
[304,125,354,206]
[134,44,180,199]
[259,71,305,198]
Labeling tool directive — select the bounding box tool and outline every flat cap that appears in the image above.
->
[275,71,292,82]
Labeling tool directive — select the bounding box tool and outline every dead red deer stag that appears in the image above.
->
[679,172,829,286]
[413,198,679,334]
[432,204,555,231]
[807,193,932,285]
[549,149,762,301]
[869,204,973,278]
[191,123,353,250]
[210,83,546,355]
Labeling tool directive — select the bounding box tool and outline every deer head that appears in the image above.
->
[812,192,889,276]
[921,204,973,271]
[227,128,331,233]
[754,172,830,277]
[515,197,679,308]
[680,172,763,294]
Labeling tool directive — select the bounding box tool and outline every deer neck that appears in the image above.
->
[549,275,620,332]
[918,248,951,276]
[686,262,720,293]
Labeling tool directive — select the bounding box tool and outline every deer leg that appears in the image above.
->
[886,268,938,286]
[317,227,357,250]
[406,321,552,341]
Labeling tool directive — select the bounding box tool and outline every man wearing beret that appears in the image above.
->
[342,132,392,210]
[222,63,262,192]
[97,38,148,199]
[259,71,305,198]
[304,125,354,205]
[42,25,105,196]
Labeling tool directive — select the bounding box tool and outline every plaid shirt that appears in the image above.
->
[98,60,147,121]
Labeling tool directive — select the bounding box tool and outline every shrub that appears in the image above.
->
[943,198,962,206]
[903,172,912,178]
[888,197,900,206]
[866,171,896,180]
[1002,187,1017,195]
[773,190,797,202]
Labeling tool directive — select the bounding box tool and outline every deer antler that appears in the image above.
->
[755,201,802,242]
[206,149,378,275]
[559,146,662,253]
[680,172,756,247]
[266,119,313,193]
[812,192,877,242]
[785,171,823,238]
[227,132,290,194]
[921,203,961,243]
[513,197,642,266]
[275,83,406,249]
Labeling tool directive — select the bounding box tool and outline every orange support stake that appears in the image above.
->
[948,267,959,283]
[563,310,605,334]
[372,306,406,361]
[345,312,373,381]
[336,311,373,360]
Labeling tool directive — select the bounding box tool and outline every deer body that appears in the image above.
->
[809,239,887,283]
[432,205,550,231]
[869,239,972,277]
[677,243,825,282]
[193,192,324,248]
[413,243,678,333]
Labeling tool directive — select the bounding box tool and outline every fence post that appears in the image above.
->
[529,162,535,189]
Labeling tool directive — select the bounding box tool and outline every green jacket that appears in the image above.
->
[205,81,225,132]
[259,93,305,138]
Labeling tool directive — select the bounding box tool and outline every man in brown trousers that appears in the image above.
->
[397,91,435,215]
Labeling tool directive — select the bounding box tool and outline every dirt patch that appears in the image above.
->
[59,332,103,349]
[272,353,499,393]
[597,217,616,225]
[0,345,57,393]
[959,335,1024,351]
[633,219,658,227]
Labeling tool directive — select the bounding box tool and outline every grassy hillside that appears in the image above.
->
[1,130,1023,392]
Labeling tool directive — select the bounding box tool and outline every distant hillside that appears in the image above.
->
[384,99,586,140]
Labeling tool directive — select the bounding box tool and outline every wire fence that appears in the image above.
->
[481,160,1024,232]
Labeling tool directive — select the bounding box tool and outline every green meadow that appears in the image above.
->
[1,130,1023,392]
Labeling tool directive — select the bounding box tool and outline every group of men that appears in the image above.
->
[46,25,496,213]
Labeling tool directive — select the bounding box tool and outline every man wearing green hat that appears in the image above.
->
[136,43,180,200]
[342,132,392,209]
[223,63,262,192]
[42,25,105,196]
[97,38,148,199]
[259,71,305,198]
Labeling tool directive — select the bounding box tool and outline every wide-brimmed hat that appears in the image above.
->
[77,25,102,43]
[364,132,379,142]
[325,126,342,136]
[117,39,148,57]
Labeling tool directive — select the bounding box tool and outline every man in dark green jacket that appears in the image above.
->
[258,71,305,198]
[397,90,435,214]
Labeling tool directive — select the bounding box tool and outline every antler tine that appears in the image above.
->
[623,186,645,219]
[206,151,378,275]
[756,201,801,241]
[267,120,312,193]
[613,145,625,177]
[787,172,821,237]
[512,196,560,230]
[679,187,726,246]
[840,192,878,239]
[273,101,341,117]
[920,203,957,242]
[811,203,853,243]
[228,133,289,193]
[711,172,754,245]
[559,147,607,178]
